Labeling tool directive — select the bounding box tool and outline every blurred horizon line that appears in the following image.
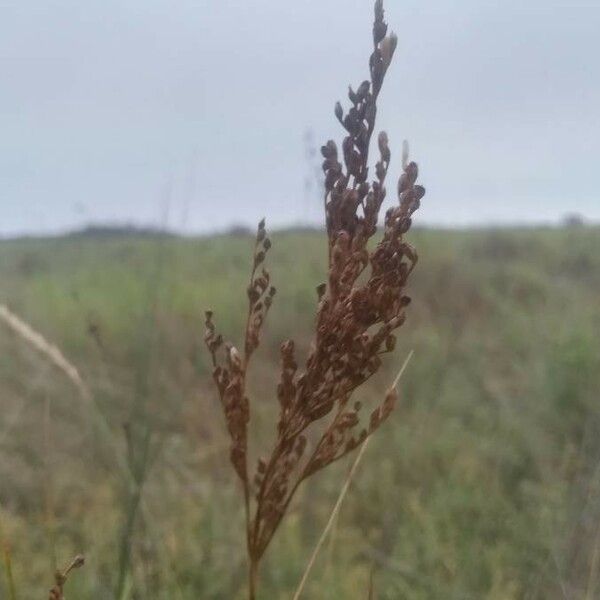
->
[1,215,597,242]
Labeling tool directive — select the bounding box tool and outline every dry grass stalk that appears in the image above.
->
[204,2,424,597]
[292,351,413,600]
[0,302,128,476]
[0,303,91,402]
[47,555,84,600]
[292,438,370,600]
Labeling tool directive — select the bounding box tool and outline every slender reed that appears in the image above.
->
[0,304,90,402]
[205,2,425,597]
[292,351,413,600]
[293,439,370,600]
[0,303,127,475]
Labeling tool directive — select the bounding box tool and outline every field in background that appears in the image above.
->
[1,226,599,599]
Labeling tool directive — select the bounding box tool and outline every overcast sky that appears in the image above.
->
[1,0,599,236]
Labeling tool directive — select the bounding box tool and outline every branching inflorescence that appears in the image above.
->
[205,1,424,597]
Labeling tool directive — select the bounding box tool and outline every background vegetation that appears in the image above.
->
[1,224,599,598]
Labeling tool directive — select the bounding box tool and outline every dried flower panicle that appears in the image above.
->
[204,219,276,484]
[205,2,424,596]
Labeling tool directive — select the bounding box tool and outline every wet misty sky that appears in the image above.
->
[1,0,599,235]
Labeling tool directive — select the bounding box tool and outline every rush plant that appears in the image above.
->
[204,1,424,597]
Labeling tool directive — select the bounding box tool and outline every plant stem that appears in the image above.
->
[0,514,17,600]
[2,547,17,600]
[292,439,370,600]
[248,557,259,600]
[115,482,143,600]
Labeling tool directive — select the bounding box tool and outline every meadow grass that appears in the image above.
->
[1,225,599,598]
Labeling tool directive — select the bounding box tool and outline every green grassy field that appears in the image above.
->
[1,226,599,599]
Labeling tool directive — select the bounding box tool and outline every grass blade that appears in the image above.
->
[292,439,371,600]
[292,350,414,600]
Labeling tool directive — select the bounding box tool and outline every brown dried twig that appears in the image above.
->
[204,2,424,597]
[47,555,85,600]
